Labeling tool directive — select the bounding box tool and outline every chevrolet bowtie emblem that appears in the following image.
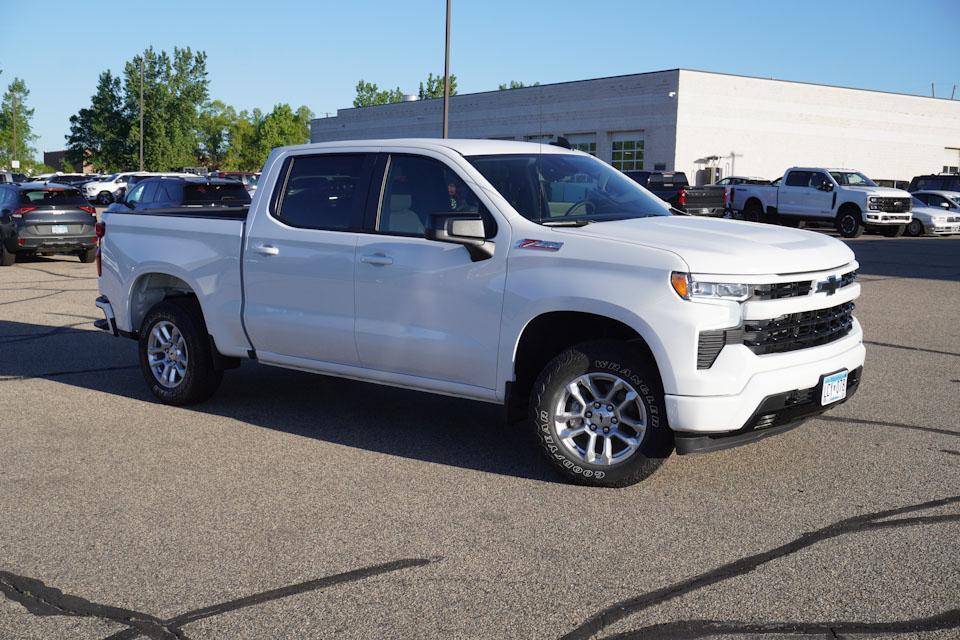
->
[817,276,841,295]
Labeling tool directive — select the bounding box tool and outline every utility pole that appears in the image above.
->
[11,94,17,168]
[442,0,451,138]
[139,57,145,171]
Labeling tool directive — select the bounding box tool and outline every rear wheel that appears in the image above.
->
[880,224,905,238]
[836,208,863,238]
[744,199,763,223]
[0,241,15,267]
[139,298,223,405]
[78,248,97,263]
[905,219,924,237]
[530,340,673,487]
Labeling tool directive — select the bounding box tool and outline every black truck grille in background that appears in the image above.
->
[872,197,911,213]
[744,302,855,355]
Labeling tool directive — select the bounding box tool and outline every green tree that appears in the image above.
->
[418,72,457,99]
[121,46,209,170]
[197,99,237,166]
[222,104,313,171]
[0,75,39,171]
[66,71,130,172]
[353,80,405,107]
[498,80,539,90]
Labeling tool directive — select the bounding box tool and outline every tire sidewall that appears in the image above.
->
[837,210,862,238]
[138,299,221,405]
[531,342,672,487]
[906,219,923,237]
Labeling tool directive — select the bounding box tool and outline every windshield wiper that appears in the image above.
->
[541,219,593,226]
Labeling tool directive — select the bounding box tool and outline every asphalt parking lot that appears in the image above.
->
[0,234,958,639]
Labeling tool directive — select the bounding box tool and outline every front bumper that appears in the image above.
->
[665,337,865,434]
[674,366,862,453]
[864,213,911,225]
[928,223,960,235]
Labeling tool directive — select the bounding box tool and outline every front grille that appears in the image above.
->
[839,270,858,287]
[744,302,855,355]
[754,280,813,300]
[871,197,911,213]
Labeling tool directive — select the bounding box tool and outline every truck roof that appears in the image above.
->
[278,138,582,157]
[788,167,859,172]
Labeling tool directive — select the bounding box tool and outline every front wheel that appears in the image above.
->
[530,340,673,487]
[836,210,863,238]
[139,298,223,405]
[905,219,924,237]
[97,191,113,205]
[880,224,905,238]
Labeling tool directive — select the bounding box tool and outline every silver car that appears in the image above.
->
[906,191,960,236]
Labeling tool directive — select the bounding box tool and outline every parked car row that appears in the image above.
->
[716,169,960,237]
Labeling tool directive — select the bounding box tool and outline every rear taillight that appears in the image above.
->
[12,206,36,218]
[95,221,105,277]
[678,187,687,206]
[80,205,96,214]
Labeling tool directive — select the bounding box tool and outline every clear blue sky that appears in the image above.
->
[2,0,958,160]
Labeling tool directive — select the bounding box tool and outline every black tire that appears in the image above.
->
[138,298,223,405]
[0,241,15,267]
[97,191,113,205]
[880,224,905,238]
[744,199,763,223]
[905,219,924,237]
[836,208,863,238]
[78,248,97,263]
[530,340,673,487]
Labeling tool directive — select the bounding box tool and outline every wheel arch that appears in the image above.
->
[128,271,201,336]
[505,309,668,424]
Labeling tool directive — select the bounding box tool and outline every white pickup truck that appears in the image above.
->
[731,167,912,238]
[94,139,865,487]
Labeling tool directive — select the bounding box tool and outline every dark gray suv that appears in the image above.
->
[0,182,98,266]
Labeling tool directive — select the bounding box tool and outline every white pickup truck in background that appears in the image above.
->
[94,139,865,487]
[731,167,913,238]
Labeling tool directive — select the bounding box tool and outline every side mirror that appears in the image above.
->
[426,213,493,261]
[817,182,834,192]
[941,202,951,209]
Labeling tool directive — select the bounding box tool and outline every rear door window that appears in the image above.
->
[274,154,370,230]
[784,171,812,187]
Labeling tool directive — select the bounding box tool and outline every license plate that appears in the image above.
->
[821,370,848,406]
[700,208,711,214]
[51,225,69,234]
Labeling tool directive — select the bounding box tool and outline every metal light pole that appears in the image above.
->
[442,0,451,138]
[11,94,17,168]
[139,57,145,171]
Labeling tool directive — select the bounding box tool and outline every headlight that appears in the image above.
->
[671,272,751,301]
[933,217,947,224]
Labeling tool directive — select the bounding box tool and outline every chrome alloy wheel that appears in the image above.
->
[554,373,647,466]
[147,320,188,388]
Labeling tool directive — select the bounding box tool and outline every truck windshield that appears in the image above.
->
[829,171,876,187]
[466,153,670,224]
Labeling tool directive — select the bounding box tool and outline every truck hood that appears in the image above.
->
[557,216,855,275]
[843,186,912,198]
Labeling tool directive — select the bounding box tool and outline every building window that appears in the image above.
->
[944,166,959,175]
[570,141,597,156]
[612,139,644,171]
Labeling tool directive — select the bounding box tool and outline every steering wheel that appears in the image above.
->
[563,199,596,217]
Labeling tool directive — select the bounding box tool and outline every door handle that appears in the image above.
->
[255,244,279,256]
[360,253,393,266]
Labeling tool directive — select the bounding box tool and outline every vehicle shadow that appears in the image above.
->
[0,319,561,484]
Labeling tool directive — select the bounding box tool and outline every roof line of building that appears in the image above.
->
[321,67,956,119]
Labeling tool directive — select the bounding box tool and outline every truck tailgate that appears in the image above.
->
[684,186,726,215]
[98,211,250,356]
